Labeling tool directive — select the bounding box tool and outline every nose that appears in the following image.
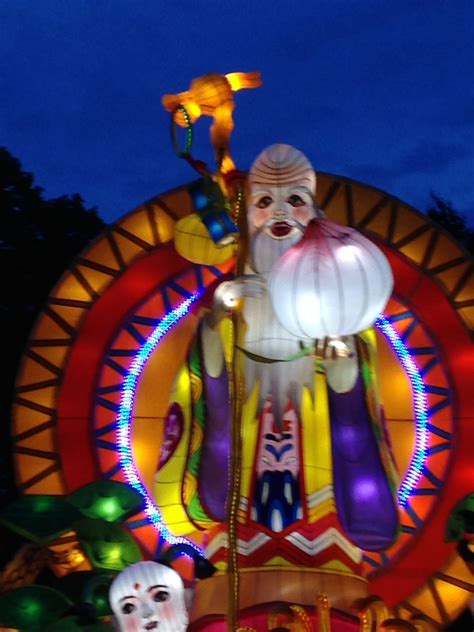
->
[274,208,287,219]
[140,602,154,619]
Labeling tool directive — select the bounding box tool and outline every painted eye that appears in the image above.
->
[287,194,305,207]
[122,602,136,615]
[153,590,170,602]
[256,196,272,208]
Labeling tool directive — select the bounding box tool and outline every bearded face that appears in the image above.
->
[248,183,315,238]
[246,144,319,275]
[248,183,317,274]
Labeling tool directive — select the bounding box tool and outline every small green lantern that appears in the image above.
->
[68,481,143,523]
[75,519,143,572]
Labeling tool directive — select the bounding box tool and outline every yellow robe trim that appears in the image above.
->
[264,556,297,567]
[239,380,260,514]
[307,498,337,524]
[318,559,356,575]
[359,327,400,488]
[153,365,197,536]
[302,371,334,521]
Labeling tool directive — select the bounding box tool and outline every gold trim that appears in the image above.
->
[191,570,367,622]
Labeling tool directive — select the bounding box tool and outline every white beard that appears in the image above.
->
[243,228,315,421]
[249,228,304,275]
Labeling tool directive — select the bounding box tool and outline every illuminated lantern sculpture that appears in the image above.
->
[154,144,400,625]
[11,72,474,631]
[109,561,188,632]
[268,217,394,338]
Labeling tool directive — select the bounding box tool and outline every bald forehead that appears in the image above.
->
[248,144,316,194]
[110,562,183,600]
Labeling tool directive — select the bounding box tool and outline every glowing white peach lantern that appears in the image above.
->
[268,218,393,338]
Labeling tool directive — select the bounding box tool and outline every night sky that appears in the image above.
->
[1,0,473,224]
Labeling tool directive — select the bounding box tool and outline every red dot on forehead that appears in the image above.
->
[133,583,141,590]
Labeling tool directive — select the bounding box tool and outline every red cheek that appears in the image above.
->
[124,618,141,632]
[251,208,271,226]
[294,207,313,224]
[160,601,175,621]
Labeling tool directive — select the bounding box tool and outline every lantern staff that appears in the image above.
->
[161,72,261,632]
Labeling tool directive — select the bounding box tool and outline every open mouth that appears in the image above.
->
[270,221,293,237]
[144,622,158,630]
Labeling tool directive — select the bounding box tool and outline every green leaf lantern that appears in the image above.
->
[83,573,114,618]
[68,480,143,523]
[52,571,113,617]
[0,586,72,631]
[75,519,143,572]
[445,493,474,542]
[0,495,83,545]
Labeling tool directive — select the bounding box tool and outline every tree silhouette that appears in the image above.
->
[0,148,105,507]
[427,193,474,255]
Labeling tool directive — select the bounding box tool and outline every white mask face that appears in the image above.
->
[247,144,318,273]
[248,182,316,240]
[109,562,188,632]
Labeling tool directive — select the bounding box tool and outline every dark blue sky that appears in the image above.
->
[1,0,473,223]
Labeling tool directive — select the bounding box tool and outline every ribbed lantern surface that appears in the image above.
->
[268,218,393,338]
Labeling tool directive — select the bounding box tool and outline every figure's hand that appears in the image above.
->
[206,275,266,328]
[315,336,355,361]
[214,275,266,309]
[319,336,359,394]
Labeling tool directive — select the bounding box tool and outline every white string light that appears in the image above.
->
[115,297,429,550]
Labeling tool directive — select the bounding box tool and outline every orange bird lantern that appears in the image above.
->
[162,71,261,173]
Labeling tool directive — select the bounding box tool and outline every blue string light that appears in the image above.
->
[116,299,428,550]
[375,315,429,507]
[116,291,204,553]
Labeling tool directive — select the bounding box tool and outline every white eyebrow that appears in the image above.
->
[251,187,274,195]
[286,185,312,193]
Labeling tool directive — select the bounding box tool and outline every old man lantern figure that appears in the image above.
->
[154,144,399,611]
[11,68,474,632]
